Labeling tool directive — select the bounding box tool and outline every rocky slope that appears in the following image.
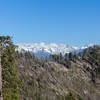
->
[17,45,100,100]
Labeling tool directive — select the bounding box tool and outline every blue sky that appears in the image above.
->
[0,0,100,46]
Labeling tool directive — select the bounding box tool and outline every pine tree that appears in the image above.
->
[0,36,20,100]
[65,53,68,61]
[59,53,63,62]
[69,52,73,60]
[0,36,12,100]
[82,49,88,58]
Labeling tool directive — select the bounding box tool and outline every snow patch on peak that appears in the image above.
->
[16,43,93,57]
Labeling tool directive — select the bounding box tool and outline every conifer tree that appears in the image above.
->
[0,36,12,100]
[65,53,68,61]
[0,36,20,100]
[59,53,63,62]
[69,52,73,60]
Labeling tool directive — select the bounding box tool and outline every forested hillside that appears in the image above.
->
[1,36,100,100]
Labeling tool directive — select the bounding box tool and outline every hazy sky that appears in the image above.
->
[0,0,100,46]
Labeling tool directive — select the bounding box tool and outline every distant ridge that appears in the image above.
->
[16,43,93,57]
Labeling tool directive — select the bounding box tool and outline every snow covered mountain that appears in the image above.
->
[16,43,93,57]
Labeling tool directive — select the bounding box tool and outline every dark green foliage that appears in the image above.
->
[1,36,20,100]
[82,49,88,58]
[65,53,68,61]
[0,36,12,45]
[49,54,59,62]
[73,52,78,62]
[49,53,72,68]
[36,93,42,100]
[69,53,73,61]
[83,45,100,65]
[25,51,32,59]
[49,53,64,63]
[66,92,75,100]
[59,53,63,62]
[77,95,83,100]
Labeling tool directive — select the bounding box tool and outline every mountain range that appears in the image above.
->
[17,43,93,57]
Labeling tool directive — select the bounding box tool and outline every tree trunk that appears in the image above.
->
[0,54,3,100]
